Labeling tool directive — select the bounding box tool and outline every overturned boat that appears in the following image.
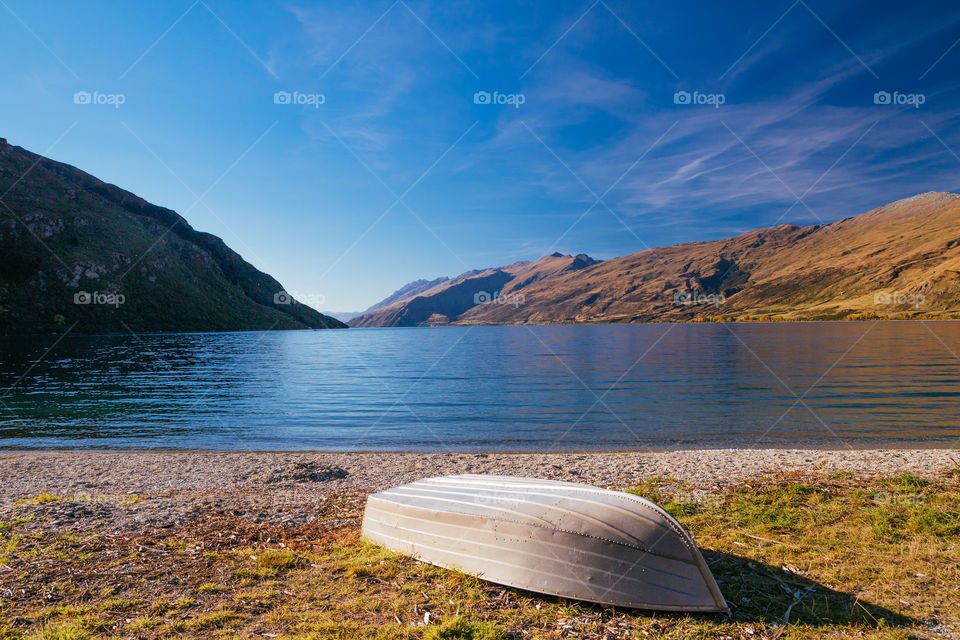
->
[361,474,727,612]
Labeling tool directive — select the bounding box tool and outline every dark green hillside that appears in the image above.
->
[0,137,345,333]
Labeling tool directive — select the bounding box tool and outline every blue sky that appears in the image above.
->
[2,0,960,311]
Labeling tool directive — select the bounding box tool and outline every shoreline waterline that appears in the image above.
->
[1,441,959,454]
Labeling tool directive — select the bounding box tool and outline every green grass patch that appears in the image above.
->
[827,470,855,480]
[97,598,137,612]
[254,548,303,571]
[196,582,227,594]
[183,609,240,631]
[425,617,509,640]
[889,472,930,491]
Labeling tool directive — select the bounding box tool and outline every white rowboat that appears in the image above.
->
[361,474,728,612]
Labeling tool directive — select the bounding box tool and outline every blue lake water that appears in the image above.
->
[1,322,959,451]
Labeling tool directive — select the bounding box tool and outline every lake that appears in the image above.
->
[1,322,959,451]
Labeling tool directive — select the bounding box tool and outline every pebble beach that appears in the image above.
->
[1,448,956,533]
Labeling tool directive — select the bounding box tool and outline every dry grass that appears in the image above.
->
[0,473,958,639]
[14,494,63,507]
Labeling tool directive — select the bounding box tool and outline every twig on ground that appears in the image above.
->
[737,532,800,549]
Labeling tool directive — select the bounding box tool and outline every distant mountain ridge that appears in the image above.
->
[0,137,346,333]
[363,277,454,313]
[349,252,600,327]
[321,311,363,323]
[351,193,960,326]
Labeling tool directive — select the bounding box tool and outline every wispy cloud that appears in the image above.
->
[273,0,960,295]
[464,12,960,236]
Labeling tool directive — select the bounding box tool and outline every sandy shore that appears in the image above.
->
[1,448,957,533]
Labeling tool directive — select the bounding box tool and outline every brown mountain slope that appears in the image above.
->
[349,253,599,327]
[354,192,960,327]
[361,276,453,313]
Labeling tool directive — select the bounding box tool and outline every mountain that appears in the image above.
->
[0,137,345,333]
[321,311,363,323]
[349,253,599,327]
[363,277,454,313]
[352,192,960,326]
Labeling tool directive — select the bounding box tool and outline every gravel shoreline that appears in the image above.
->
[2,448,957,502]
[2,448,956,504]
[2,449,956,536]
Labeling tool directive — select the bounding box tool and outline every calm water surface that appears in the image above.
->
[1,323,959,450]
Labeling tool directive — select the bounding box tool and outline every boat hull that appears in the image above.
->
[361,474,727,612]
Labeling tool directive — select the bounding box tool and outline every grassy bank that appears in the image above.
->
[1,471,958,639]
